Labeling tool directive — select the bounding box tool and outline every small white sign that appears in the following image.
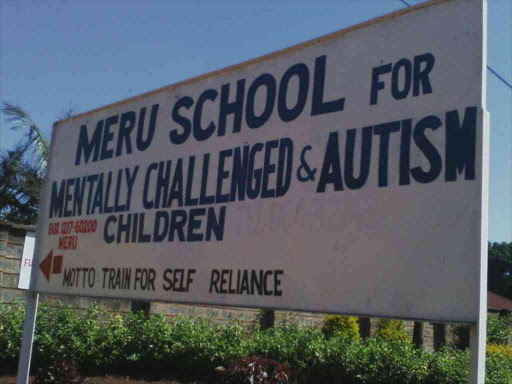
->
[18,232,36,290]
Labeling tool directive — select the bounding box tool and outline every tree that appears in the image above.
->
[0,102,76,224]
[0,103,50,224]
[489,242,512,263]
[2,103,49,168]
[0,148,43,224]
[488,242,512,300]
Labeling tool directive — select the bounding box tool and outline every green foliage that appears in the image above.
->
[94,310,173,370]
[1,102,50,224]
[453,314,511,350]
[486,350,512,384]
[487,343,512,359]
[167,316,237,374]
[0,301,511,383]
[1,102,77,224]
[487,315,511,345]
[95,313,131,369]
[428,347,469,384]
[322,315,359,341]
[427,346,512,384]
[1,102,49,164]
[0,300,25,364]
[452,323,470,350]
[319,337,433,384]
[360,339,431,384]
[0,149,44,224]
[488,242,512,299]
[486,344,512,384]
[249,323,327,373]
[33,303,81,366]
[343,338,431,384]
[489,242,512,264]
[374,318,410,342]
[72,304,102,371]
[121,311,173,368]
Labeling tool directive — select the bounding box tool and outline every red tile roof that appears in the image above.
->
[488,291,512,312]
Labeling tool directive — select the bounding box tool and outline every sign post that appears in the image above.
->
[16,291,39,384]
[17,220,43,384]
[469,107,489,383]
[17,0,488,382]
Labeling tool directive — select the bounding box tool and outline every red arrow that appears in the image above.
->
[39,250,64,282]
[39,250,53,282]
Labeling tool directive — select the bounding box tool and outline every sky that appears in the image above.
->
[0,0,511,242]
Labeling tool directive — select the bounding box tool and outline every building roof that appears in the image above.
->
[488,291,512,312]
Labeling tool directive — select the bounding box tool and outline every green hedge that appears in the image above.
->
[374,319,409,342]
[322,315,359,341]
[453,315,512,349]
[0,301,511,384]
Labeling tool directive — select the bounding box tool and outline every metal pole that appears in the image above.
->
[469,100,490,383]
[16,291,39,384]
[469,318,486,384]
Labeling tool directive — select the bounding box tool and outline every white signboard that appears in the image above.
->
[33,0,487,323]
[18,232,36,290]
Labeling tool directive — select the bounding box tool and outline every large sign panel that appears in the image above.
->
[33,0,488,322]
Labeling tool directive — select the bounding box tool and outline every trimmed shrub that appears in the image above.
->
[353,338,432,384]
[487,315,511,345]
[322,315,359,341]
[95,313,131,369]
[452,323,470,350]
[1,300,512,383]
[33,303,81,367]
[487,343,512,359]
[121,311,173,369]
[486,347,512,384]
[320,337,363,384]
[374,318,409,342]
[427,347,469,384]
[171,317,221,373]
[248,322,327,372]
[0,300,25,366]
[320,337,432,384]
[453,314,511,350]
[68,303,102,372]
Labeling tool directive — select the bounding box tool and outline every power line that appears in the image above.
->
[488,66,512,91]
[398,0,512,91]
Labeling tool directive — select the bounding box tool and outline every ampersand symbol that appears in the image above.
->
[297,145,317,182]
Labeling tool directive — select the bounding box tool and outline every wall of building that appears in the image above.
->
[0,221,29,303]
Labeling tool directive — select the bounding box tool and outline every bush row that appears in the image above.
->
[452,315,512,349]
[0,301,511,384]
